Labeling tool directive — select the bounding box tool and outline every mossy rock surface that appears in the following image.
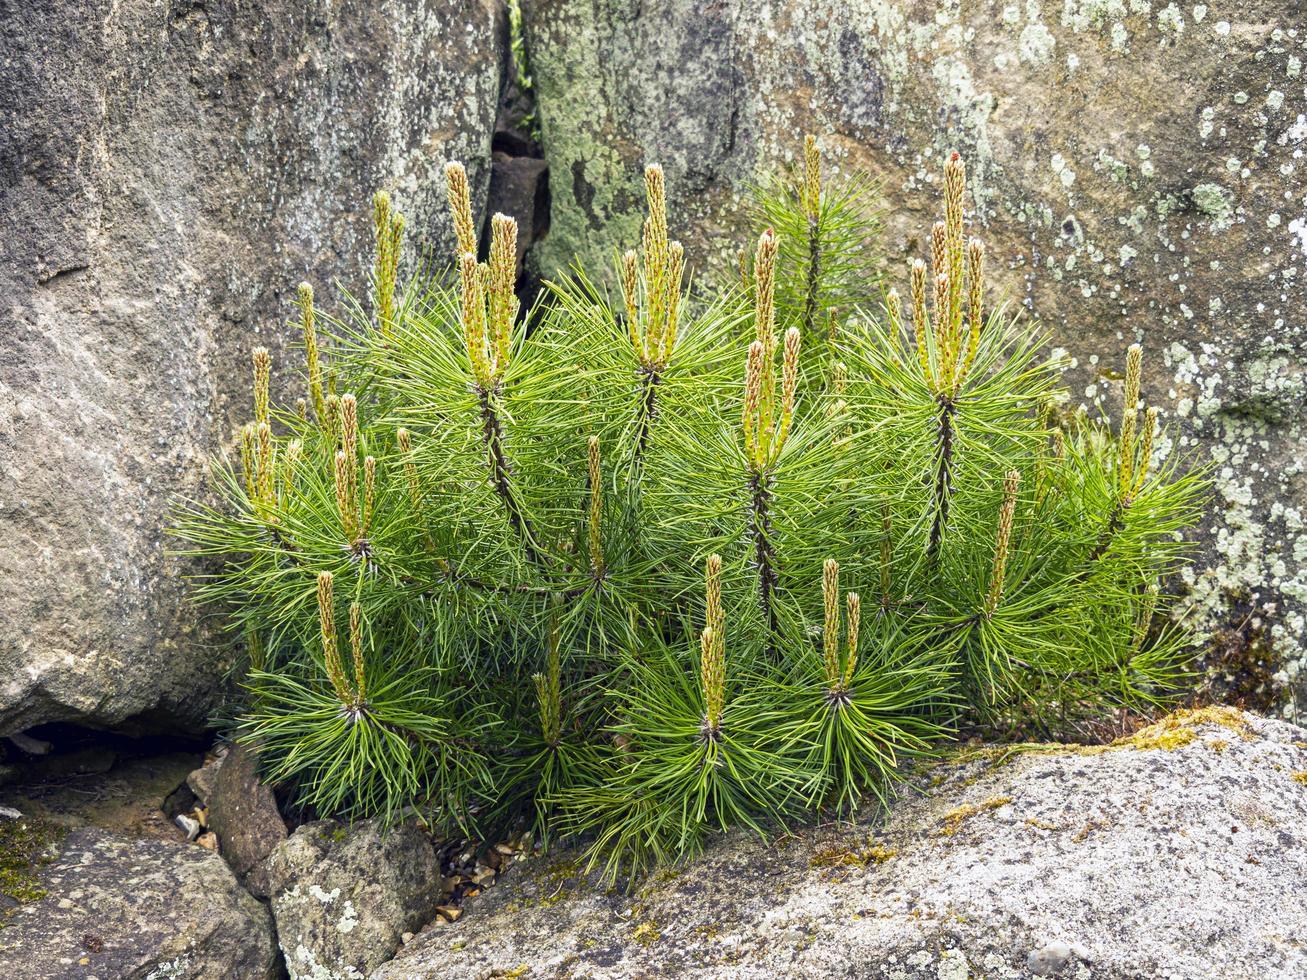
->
[376,709,1307,979]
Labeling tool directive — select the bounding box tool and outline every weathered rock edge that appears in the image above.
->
[0,825,278,979]
[377,709,1307,980]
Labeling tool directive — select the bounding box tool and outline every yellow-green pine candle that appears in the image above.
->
[252,347,271,427]
[317,571,350,703]
[1119,344,1142,498]
[372,191,396,332]
[240,423,257,499]
[985,470,1021,616]
[1133,406,1159,498]
[459,252,490,385]
[705,554,724,660]
[823,558,840,688]
[488,213,518,370]
[700,627,723,733]
[742,341,764,467]
[444,161,478,258]
[658,241,685,365]
[842,591,861,689]
[621,249,643,361]
[909,260,934,390]
[349,602,366,704]
[340,394,359,514]
[256,422,275,512]
[397,428,421,509]
[933,272,953,388]
[885,288,903,334]
[803,134,821,220]
[753,228,779,438]
[944,153,966,338]
[334,450,357,540]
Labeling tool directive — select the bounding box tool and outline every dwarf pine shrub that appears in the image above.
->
[175,140,1205,880]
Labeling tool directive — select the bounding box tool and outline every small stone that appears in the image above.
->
[196,832,219,851]
[266,818,441,978]
[1027,940,1073,976]
[0,806,22,820]
[7,732,52,755]
[436,906,462,923]
[402,931,415,944]
[175,813,201,841]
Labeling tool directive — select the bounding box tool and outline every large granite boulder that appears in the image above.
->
[0,0,505,735]
[376,708,1307,979]
[524,1,1307,698]
[265,817,442,980]
[0,824,278,979]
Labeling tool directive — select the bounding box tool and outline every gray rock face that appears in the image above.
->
[0,0,505,735]
[524,0,1307,693]
[376,709,1307,979]
[265,817,441,980]
[206,744,286,898]
[0,826,278,979]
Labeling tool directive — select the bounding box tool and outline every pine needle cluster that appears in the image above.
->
[174,138,1205,881]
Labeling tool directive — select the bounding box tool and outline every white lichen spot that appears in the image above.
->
[1019,22,1058,64]
[1267,91,1285,112]
[1051,153,1076,188]
[338,899,359,934]
[1192,4,1207,21]
[1157,3,1185,35]
[1111,22,1129,51]
[1214,19,1231,36]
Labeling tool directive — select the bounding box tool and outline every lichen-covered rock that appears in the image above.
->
[206,744,286,898]
[524,0,1307,698]
[0,826,278,979]
[0,0,505,735]
[265,817,441,980]
[376,709,1307,979]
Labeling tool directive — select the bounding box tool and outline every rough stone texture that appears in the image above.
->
[265,817,442,980]
[205,743,286,898]
[0,826,278,979]
[376,709,1307,979]
[0,0,505,735]
[524,1,1307,698]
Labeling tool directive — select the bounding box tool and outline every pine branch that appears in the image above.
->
[926,394,956,565]
[478,384,543,567]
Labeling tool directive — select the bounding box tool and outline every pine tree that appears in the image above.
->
[173,137,1205,880]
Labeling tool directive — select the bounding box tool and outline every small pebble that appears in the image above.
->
[1027,940,1073,976]
[0,806,23,820]
[402,932,414,944]
[8,732,52,755]
[175,814,200,841]
[195,832,218,851]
